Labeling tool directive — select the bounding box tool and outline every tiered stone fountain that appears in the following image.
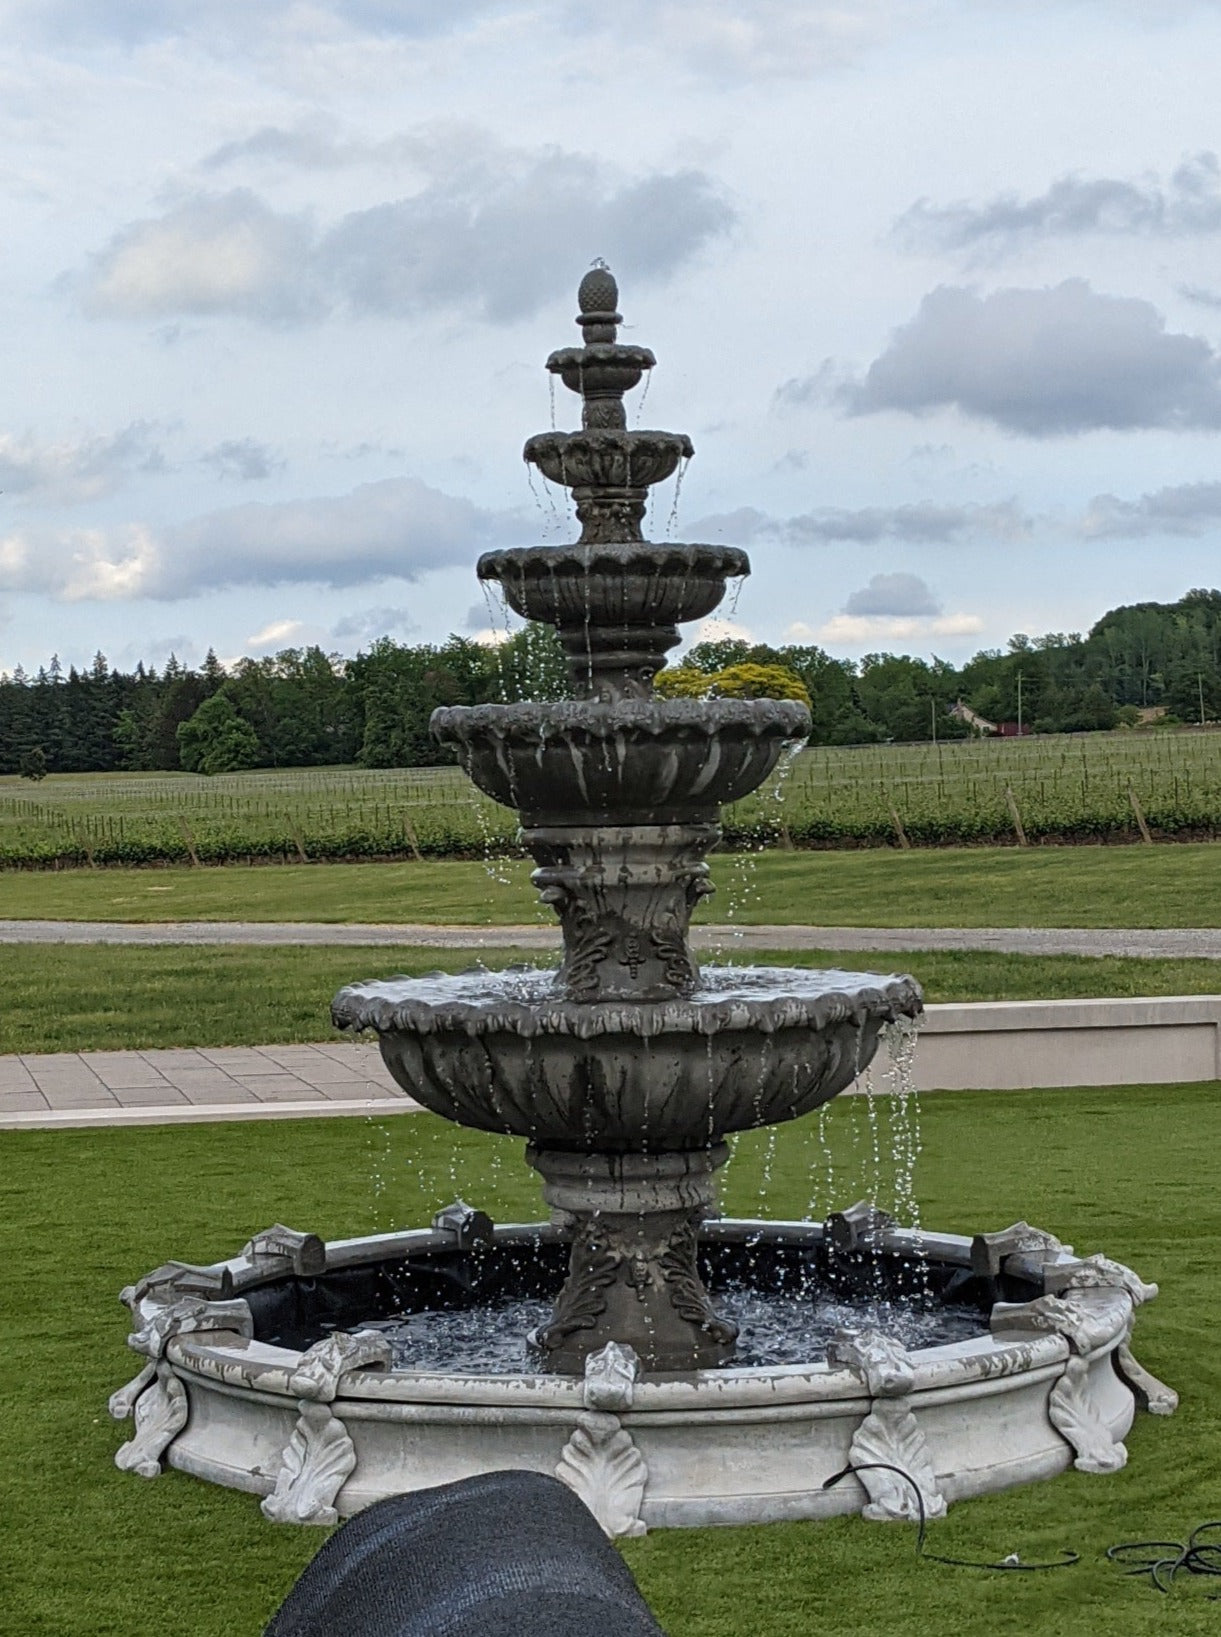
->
[109,269,1175,1537]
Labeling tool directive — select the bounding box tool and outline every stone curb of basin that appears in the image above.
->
[107,1219,1172,1534]
[2,994,1218,1131]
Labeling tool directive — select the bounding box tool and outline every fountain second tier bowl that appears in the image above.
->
[477,541,749,633]
[331,966,921,1150]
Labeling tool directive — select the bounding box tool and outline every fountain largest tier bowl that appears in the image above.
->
[332,966,922,1150]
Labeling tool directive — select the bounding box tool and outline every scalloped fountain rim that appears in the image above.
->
[476,541,751,580]
[431,696,811,741]
[332,964,923,1039]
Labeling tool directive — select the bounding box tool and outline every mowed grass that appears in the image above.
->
[3,1084,1218,1636]
[3,944,1221,1054]
[3,842,1221,926]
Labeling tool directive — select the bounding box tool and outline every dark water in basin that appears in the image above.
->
[355,1288,986,1375]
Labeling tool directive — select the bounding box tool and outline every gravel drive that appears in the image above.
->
[2,920,1220,958]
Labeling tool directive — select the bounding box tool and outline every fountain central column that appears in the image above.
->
[527,1145,736,1373]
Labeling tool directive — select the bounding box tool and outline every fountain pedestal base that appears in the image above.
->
[528,1145,737,1373]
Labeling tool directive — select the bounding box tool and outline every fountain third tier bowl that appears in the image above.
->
[111,266,1175,1533]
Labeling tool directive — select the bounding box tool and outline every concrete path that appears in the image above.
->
[0,1042,420,1131]
[2,919,1221,959]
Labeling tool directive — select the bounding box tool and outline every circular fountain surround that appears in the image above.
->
[109,263,1176,1530]
[110,1214,1171,1534]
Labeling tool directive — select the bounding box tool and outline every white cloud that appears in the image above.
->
[331,606,418,643]
[565,0,906,81]
[246,617,307,648]
[14,0,909,81]
[813,612,985,644]
[202,437,284,482]
[686,499,1030,546]
[84,190,318,322]
[80,135,734,325]
[12,0,504,49]
[784,499,1029,545]
[1080,480,1221,537]
[845,572,941,617]
[0,423,165,504]
[836,280,1221,436]
[0,476,525,601]
[894,152,1221,255]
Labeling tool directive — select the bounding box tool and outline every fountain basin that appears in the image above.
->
[332,966,921,1149]
[110,1218,1170,1535]
[430,698,810,825]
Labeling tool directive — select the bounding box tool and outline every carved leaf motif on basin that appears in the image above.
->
[848,1402,947,1523]
[1048,1355,1128,1473]
[114,1362,188,1479]
[108,1359,157,1421]
[556,1411,648,1539]
[1114,1340,1179,1417]
[261,1402,357,1526]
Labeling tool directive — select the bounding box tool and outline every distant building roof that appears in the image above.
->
[949,700,997,733]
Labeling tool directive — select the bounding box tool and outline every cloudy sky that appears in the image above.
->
[4,0,1221,676]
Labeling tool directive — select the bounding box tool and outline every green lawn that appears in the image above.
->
[3,842,1221,926]
[2,944,1220,1054]
[3,1084,1217,1635]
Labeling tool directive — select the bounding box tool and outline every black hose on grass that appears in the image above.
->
[824,1463,1221,1596]
[1106,1522,1221,1595]
[822,1463,1080,1572]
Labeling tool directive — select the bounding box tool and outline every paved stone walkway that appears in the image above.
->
[2,919,1220,959]
[0,1042,419,1131]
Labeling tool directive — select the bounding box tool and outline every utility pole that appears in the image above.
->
[931,697,937,743]
[1016,671,1023,736]
[1199,671,1207,727]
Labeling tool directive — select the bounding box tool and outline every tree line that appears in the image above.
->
[2,589,1219,778]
